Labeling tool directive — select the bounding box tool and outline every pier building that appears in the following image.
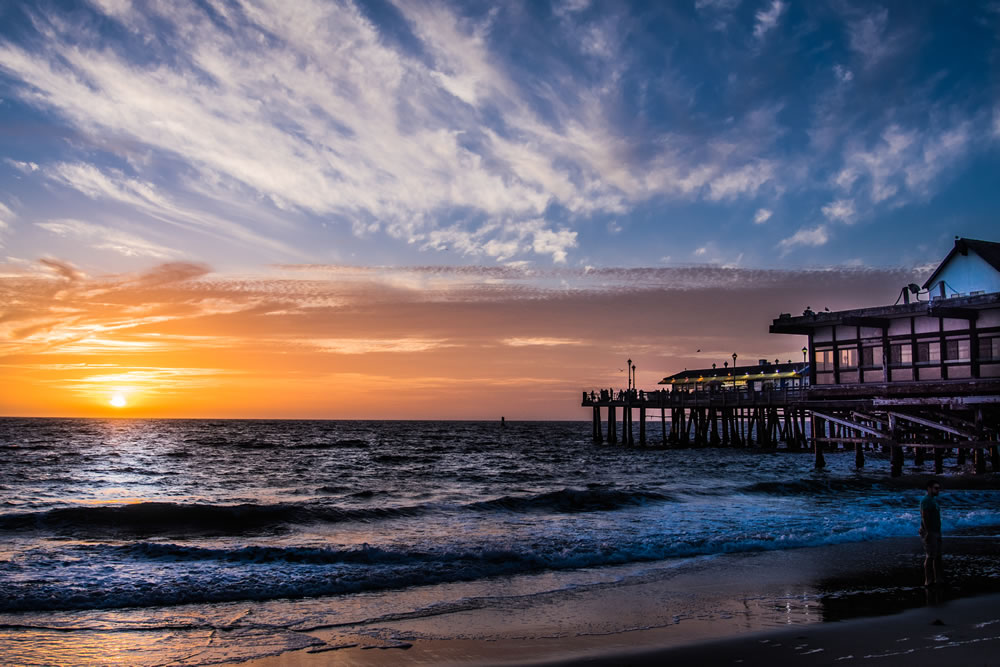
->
[582,237,1000,476]
[660,360,809,392]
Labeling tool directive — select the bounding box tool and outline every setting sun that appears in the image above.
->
[109,394,127,408]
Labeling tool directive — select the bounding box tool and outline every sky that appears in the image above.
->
[0,0,998,419]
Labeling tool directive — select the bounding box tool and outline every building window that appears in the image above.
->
[861,345,882,367]
[979,336,1000,361]
[890,343,912,365]
[815,349,833,371]
[944,339,970,361]
[839,348,858,369]
[916,341,941,363]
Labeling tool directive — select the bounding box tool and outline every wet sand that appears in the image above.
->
[245,534,1000,666]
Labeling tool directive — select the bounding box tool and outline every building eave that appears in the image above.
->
[770,291,1000,334]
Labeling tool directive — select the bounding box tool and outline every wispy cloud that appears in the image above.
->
[753,0,785,40]
[4,159,38,174]
[779,225,828,251]
[43,162,297,257]
[753,208,772,224]
[821,199,855,224]
[832,64,853,83]
[37,218,178,259]
[503,337,584,347]
[837,122,973,207]
[706,161,775,200]
[58,367,230,396]
[0,201,13,245]
[307,338,452,354]
[847,8,905,69]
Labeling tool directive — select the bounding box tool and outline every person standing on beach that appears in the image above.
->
[919,479,943,586]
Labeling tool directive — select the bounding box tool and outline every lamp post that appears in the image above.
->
[802,346,808,364]
[627,358,632,392]
[632,363,636,397]
[732,353,738,391]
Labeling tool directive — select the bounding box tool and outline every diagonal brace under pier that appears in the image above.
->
[811,411,888,439]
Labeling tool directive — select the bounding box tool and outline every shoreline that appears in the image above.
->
[245,534,1000,667]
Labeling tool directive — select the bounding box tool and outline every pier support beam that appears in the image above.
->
[812,414,825,469]
[639,407,646,446]
[592,406,603,444]
[889,414,903,477]
[974,448,986,475]
[975,408,986,474]
[608,406,617,445]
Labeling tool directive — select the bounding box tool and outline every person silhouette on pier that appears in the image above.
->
[919,479,943,587]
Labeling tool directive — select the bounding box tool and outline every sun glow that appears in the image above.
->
[110,394,127,408]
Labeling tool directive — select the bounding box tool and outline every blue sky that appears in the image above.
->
[1,1,999,418]
[1,0,997,274]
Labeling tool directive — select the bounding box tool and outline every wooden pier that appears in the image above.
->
[583,388,810,450]
[582,380,1000,476]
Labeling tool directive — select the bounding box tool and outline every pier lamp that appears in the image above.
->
[802,346,808,364]
[632,363,636,394]
[627,358,632,391]
[732,353,738,390]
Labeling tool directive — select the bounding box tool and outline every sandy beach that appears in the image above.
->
[245,534,1000,667]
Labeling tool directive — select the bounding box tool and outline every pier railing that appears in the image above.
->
[582,386,808,408]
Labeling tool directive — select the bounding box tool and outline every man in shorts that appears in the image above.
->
[919,479,943,586]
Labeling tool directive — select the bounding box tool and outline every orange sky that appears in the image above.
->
[0,259,912,419]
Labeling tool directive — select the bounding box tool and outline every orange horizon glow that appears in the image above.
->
[0,260,907,420]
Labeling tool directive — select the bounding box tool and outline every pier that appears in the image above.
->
[581,238,1000,476]
[583,386,810,450]
[583,379,1000,476]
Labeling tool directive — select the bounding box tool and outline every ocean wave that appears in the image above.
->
[740,478,896,495]
[112,541,431,564]
[0,501,427,535]
[1,443,57,451]
[0,488,679,536]
[372,454,410,464]
[468,487,676,513]
[315,485,349,495]
[740,475,1000,497]
[7,517,1000,613]
[289,439,369,450]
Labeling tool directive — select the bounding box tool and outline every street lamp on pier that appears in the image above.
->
[732,353,738,391]
[632,363,637,396]
[627,358,632,392]
[802,346,808,364]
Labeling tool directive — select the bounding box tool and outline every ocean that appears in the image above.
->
[2,418,999,665]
